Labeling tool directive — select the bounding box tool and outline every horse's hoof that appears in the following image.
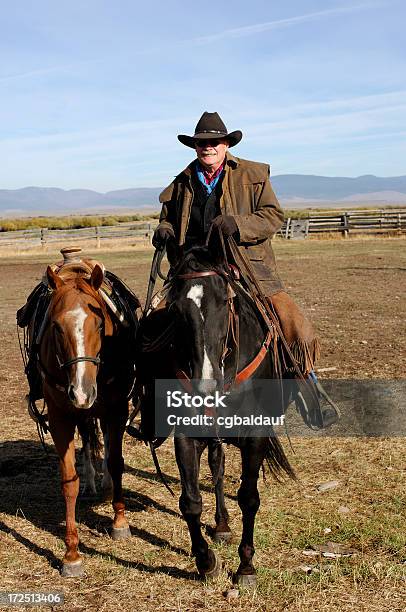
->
[212,530,232,544]
[61,560,84,578]
[111,525,131,540]
[198,549,222,580]
[234,572,257,589]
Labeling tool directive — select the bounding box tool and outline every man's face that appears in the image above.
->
[194,138,229,170]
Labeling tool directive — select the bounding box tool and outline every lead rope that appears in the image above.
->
[149,442,175,497]
[129,241,176,495]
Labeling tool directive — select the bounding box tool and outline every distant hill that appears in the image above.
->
[1,175,406,216]
[0,187,162,216]
[271,174,406,203]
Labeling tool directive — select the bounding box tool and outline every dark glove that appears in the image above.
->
[152,225,175,248]
[211,215,239,237]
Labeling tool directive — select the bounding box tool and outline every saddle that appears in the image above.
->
[17,247,140,330]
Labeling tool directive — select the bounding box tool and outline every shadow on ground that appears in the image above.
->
[0,439,199,580]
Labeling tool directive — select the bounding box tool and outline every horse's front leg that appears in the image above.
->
[48,408,84,577]
[207,439,232,543]
[104,402,131,540]
[175,437,221,579]
[235,437,269,588]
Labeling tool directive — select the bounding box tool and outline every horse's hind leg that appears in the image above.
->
[235,437,269,588]
[175,437,221,579]
[81,442,97,494]
[77,423,97,495]
[208,440,232,543]
[49,410,84,577]
[99,425,113,501]
[104,403,131,540]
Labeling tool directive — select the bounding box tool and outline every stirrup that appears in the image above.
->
[314,380,341,427]
[294,375,340,430]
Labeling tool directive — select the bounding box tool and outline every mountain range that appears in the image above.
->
[1,175,406,216]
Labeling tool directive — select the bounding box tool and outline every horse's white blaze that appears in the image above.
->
[82,442,96,494]
[186,284,203,309]
[202,347,214,381]
[66,305,88,405]
[186,285,216,391]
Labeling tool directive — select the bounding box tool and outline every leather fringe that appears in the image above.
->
[284,337,321,375]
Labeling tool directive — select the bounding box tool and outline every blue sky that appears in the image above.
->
[1,0,405,190]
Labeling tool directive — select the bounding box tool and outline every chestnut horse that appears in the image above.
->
[38,264,137,577]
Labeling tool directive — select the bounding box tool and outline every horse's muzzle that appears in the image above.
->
[68,383,97,409]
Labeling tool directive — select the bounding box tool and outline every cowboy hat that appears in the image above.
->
[178,112,242,148]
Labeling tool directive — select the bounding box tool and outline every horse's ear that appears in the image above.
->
[46,266,64,289]
[90,264,104,291]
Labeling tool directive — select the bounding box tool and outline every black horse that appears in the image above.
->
[140,242,295,586]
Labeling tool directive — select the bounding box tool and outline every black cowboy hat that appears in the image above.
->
[178,112,242,148]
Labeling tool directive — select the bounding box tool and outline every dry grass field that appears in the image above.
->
[0,237,405,611]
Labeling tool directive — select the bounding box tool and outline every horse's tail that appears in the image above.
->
[264,435,296,481]
[77,416,102,462]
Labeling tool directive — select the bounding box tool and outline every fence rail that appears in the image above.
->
[0,222,154,248]
[0,209,405,248]
[279,209,406,239]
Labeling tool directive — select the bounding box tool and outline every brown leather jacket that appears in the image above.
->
[157,151,285,295]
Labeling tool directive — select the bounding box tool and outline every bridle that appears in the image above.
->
[36,298,104,394]
[171,253,273,392]
[56,355,101,369]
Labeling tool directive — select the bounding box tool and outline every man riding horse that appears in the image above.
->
[152,111,338,427]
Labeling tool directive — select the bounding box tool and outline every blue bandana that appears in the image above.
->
[195,162,224,195]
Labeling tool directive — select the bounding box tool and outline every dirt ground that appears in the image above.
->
[0,237,405,611]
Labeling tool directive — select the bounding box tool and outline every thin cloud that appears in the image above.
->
[0,62,89,85]
[190,3,384,45]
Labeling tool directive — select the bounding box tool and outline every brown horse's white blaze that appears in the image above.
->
[64,304,97,409]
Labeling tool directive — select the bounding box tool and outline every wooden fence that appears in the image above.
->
[0,222,154,249]
[0,209,405,249]
[279,209,406,239]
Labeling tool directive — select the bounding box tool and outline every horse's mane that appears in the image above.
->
[174,245,231,279]
[50,275,109,318]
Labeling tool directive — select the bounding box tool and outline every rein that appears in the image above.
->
[143,244,168,317]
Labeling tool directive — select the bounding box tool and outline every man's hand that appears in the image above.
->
[211,215,238,237]
[152,225,175,248]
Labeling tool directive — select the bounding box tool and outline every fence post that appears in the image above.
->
[95,226,101,248]
[285,218,291,239]
[40,228,47,250]
[341,213,349,238]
